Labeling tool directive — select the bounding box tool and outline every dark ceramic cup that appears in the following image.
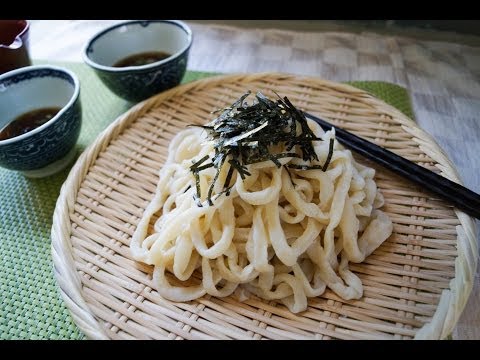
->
[0,20,31,75]
[83,20,192,103]
[0,65,82,177]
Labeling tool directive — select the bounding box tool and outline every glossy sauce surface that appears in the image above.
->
[0,107,61,140]
[113,51,171,67]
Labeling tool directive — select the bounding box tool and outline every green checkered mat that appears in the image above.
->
[0,61,414,339]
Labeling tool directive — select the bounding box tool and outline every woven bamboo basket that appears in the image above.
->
[51,73,477,340]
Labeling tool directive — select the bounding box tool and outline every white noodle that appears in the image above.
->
[131,121,393,313]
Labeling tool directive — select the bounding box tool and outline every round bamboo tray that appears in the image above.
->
[51,73,477,340]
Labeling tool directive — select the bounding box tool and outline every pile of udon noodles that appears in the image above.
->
[131,120,393,313]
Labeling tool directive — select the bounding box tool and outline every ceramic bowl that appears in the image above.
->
[83,20,192,102]
[0,65,82,177]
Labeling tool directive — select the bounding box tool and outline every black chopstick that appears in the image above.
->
[304,112,480,220]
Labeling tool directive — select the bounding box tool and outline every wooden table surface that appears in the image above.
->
[29,20,480,339]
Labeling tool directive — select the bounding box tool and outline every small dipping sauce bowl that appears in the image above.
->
[83,20,192,103]
[0,65,82,178]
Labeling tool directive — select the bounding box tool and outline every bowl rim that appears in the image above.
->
[0,64,80,146]
[82,20,193,73]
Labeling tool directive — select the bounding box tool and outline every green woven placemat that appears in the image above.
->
[0,61,414,339]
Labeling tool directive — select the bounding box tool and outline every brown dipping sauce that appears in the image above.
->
[113,51,171,67]
[0,107,61,141]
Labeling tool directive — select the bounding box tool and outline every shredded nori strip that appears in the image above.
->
[322,138,335,172]
[189,92,335,206]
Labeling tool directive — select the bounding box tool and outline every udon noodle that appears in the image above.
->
[131,119,393,313]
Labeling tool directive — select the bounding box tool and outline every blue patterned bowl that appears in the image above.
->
[83,20,192,103]
[0,65,81,177]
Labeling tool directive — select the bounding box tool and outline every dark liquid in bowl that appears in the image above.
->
[113,51,171,67]
[0,107,61,140]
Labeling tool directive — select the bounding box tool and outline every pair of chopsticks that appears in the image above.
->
[304,112,480,220]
